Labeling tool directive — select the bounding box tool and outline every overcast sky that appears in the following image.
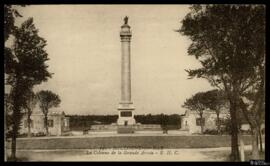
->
[12,5,213,115]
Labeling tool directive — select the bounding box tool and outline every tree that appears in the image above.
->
[182,92,209,134]
[238,76,265,159]
[4,5,24,79]
[178,5,265,161]
[203,89,228,134]
[4,5,22,42]
[37,90,61,136]
[4,7,22,156]
[237,12,265,157]
[24,91,37,137]
[5,10,52,159]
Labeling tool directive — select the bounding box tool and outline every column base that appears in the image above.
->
[117,107,136,134]
[117,102,136,126]
[117,108,136,125]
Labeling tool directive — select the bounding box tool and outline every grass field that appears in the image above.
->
[7,135,261,150]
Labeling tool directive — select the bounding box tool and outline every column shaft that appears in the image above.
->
[121,40,131,102]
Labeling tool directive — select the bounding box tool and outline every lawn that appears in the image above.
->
[6,135,260,150]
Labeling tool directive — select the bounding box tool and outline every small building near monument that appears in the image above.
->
[19,107,70,136]
[180,109,229,134]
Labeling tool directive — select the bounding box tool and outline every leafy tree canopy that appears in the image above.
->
[182,91,209,114]
[5,18,52,87]
[178,5,265,96]
[37,90,61,114]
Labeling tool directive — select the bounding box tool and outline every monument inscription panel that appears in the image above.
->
[120,111,132,117]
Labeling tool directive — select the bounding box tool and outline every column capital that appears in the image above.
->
[120,23,132,38]
[120,36,131,42]
[120,31,132,37]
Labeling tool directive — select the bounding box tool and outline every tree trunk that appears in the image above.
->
[230,101,240,161]
[201,124,204,134]
[251,128,260,159]
[259,127,263,152]
[4,102,7,161]
[200,115,204,134]
[11,134,16,160]
[216,113,221,134]
[238,133,245,161]
[11,123,17,161]
[11,101,21,161]
[27,110,31,138]
[44,113,49,136]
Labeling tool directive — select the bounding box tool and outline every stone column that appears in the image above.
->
[120,23,132,103]
[117,16,136,126]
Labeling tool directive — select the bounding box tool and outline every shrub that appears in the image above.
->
[204,129,218,135]
[18,133,27,138]
[83,129,88,135]
[7,156,29,162]
[61,132,73,136]
[33,132,46,137]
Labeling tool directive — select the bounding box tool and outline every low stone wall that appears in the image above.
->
[88,131,117,135]
[90,125,117,131]
[90,124,162,131]
[70,131,83,136]
[136,130,162,134]
[134,124,162,130]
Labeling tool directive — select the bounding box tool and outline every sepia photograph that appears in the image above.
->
[4,4,266,162]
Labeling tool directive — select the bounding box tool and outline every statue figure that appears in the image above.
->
[124,16,128,24]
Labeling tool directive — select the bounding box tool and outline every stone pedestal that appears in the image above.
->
[117,102,135,125]
[117,17,136,130]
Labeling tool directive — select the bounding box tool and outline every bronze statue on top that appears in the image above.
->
[124,16,128,24]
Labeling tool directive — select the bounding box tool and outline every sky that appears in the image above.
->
[11,5,213,115]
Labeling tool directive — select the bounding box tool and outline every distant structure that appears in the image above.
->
[13,101,70,136]
[117,16,136,132]
[20,109,70,136]
[180,109,264,134]
[180,109,229,134]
